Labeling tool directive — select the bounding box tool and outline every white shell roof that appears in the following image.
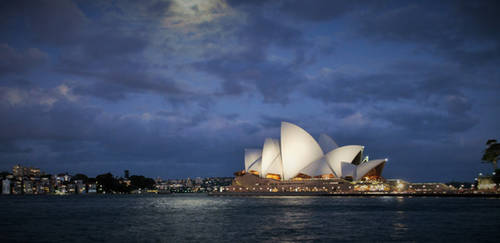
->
[266,153,283,176]
[318,133,338,154]
[299,156,333,177]
[341,162,357,178]
[325,145,364,178]
[355,159,387,180]
[247,158,262,173]
[244,149,262,171]
[243,122,386,181]
[280,122,324,180]
[261,138,281,177]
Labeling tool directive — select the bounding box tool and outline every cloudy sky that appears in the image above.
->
[1,0,499,181]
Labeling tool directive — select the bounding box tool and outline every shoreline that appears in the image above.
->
[209,191,500,197]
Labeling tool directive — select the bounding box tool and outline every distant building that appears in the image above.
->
[186,178,193,187]
[2,179,10,194]
[407,183,453,193]
[12,164,42,178]
[23,180,33,194]
[56,173,71,183]
[88,183,97,193]
[74,180,85,194]
[29,167,41,178]
[478,176,496,190]
[124,170,129,179]
[12,180,23,194]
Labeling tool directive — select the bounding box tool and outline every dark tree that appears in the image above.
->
[96,173,129,193]
[493,169,500,184]
[482,139,500,170]
[129,175,156,189]
[72,173,88,183]
[0,171,10,179]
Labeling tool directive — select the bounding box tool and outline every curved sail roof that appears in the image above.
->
[244,149,262,171]
[261,138,281,177]
[247,158,262,173]
[325,145,364,178]
[355,159,387,180]
[266,153,283,176]
[341,162,357,178]
[318,133,338,154]
[299,156,333,177]
[280,122,324,180]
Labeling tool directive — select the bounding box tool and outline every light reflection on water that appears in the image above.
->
[0,195,499,242]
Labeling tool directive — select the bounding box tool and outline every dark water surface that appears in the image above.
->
[1,194,499,242]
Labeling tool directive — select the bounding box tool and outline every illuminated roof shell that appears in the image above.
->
[242,122,387,181]
[266,153,283,176]
[247,158,262,174]
[280,121,324,180]
[261,138,281,177]
[299,156,333,177]
[318,133,338,154]
[325,145,364,177]
[355,159,387,180]
[244,149,262,171]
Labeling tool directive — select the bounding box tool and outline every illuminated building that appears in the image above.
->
[23,180,33,194]
[242,121,387,181]
[2,179,10,195]
[12,165,42,178]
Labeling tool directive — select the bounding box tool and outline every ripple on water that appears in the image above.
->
[0,195,499,242]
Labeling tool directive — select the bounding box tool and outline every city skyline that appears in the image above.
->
[1,0,500,181]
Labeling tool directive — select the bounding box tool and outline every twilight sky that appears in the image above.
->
[1,0,499,181]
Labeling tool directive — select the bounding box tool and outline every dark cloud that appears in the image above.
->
[372,107,477,136]
[0,44,48,76]
[0,0,498,181]
[279,0,364,22]
[146,0,173,17]
[193,13,309,103]
[356,1,500,67]
[259,115,293,129]
[7,0,89,45]
[195,50,305,103]
[81,32,148,60]
[0,95,258,177]
[305,60,474,106]
[73,71,190,101]
[306,72,417,104]
[0,78,32,88]
[0,140,33,154]
[227,0,364,22]
[239,13,306,48]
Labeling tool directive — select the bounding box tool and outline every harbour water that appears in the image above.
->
[1,194,499,242]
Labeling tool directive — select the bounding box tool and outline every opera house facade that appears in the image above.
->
[240,122,387,182]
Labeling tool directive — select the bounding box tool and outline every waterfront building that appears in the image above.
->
[74,180,85,194]
[40,177,52,194]
[87,183,97,193]
[241,122,387,181]
[2,179,10,194]
[23,180,33,194]
[477,176,496,190]
[12,180,22,194]
[12,165,42,178]
[407,183,453,193]
[68,184,76,194]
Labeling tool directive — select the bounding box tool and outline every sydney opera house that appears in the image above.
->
[238,122,387,182]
